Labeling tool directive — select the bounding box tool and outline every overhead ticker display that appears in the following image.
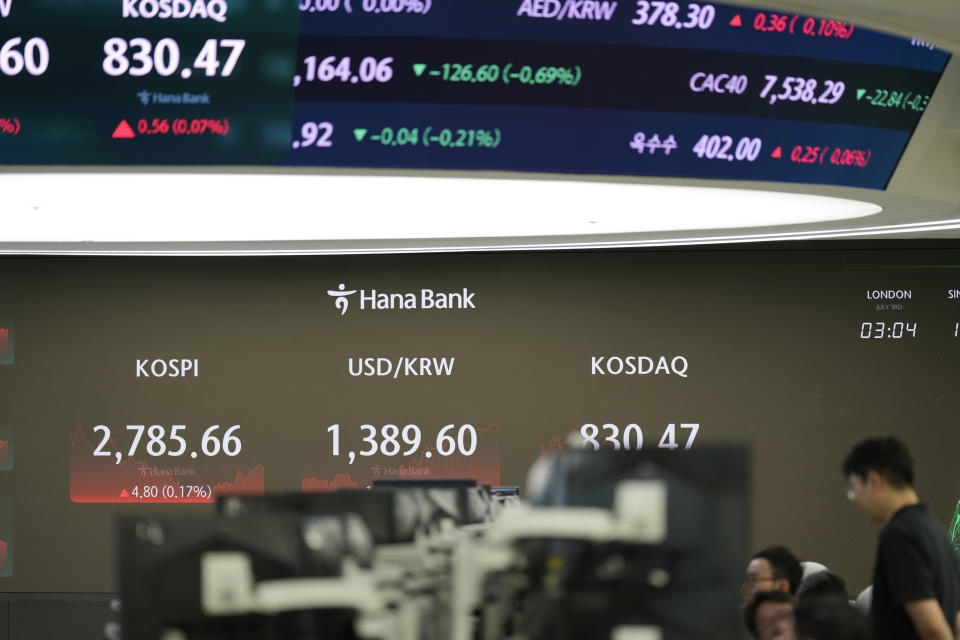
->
[0,0,951,188]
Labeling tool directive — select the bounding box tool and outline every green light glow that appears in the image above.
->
[950,499,960,557]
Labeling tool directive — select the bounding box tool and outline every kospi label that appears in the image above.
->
[136,358,199,378]
[327,284,476,316]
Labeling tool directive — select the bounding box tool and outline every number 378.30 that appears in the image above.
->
[579,422,699,451]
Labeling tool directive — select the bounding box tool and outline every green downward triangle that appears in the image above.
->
[857,89,866,101]
[353,128,367,142]
[413,63,427,77]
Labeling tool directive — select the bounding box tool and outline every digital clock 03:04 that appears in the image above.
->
[859,321,917,339]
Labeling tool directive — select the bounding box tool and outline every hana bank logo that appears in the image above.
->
[326,284,477,314]
[327,284,357,316]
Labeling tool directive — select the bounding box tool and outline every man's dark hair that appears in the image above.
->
[796,570,848,605]
[841,437,914,488]
[752,545,804,595]
[743,590,794,638]
[794,598,871,640]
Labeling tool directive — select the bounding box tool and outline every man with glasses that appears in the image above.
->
[842,436,960,640]
[743,545,803,609]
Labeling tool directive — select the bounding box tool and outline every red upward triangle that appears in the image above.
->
[729,14,742,26]
[112,120,135,139]
[771,146,782,158]
[120,489,129,497]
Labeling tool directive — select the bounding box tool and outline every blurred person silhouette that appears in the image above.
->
[796,570,849,606]
[744,590,796,640]
[842,436,960,640]
[794,598,871,640]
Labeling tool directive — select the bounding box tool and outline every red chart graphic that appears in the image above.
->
[0,326,10,363]
[302,474,359,492]
[0,498,9,577]
[0,425,11,470]
[303,424,502,492]
[70,427,264,503]
[539,426,581,457]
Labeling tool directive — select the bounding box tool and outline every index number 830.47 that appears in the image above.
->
[102,38,245,78]
[580,422,699,451]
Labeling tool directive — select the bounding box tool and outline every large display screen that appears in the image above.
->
[0,0,950,188]
[2,245,960,593]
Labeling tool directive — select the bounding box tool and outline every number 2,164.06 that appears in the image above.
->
[296,56,393,86]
